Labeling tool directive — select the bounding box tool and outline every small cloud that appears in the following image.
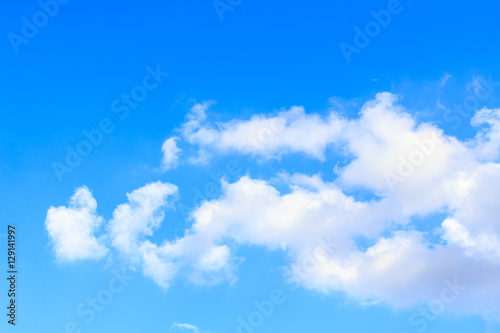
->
[172,323,199,333]
[161,136,181,171]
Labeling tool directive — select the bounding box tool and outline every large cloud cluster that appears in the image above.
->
[46,93,500,318]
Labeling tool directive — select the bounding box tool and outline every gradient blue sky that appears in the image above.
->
[2,0,500,332]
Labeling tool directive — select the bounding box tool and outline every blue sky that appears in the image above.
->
[2,0,500,332]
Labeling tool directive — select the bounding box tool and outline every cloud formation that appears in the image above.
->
[46,92,500,319]
[179,100,344,162]
[161,136,181,171]
[108,181,178,255]
[45,186,107,261]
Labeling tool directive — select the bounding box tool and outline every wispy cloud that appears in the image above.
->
[439,72,452,86]
[172,323,200,333]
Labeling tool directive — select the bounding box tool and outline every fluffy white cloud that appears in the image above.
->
[45,186,107,262]
[135,232,236,288]
[46,92,500,319]
[161,136,181,171]
[339,93,478,216]
[108,181,178,255]
[139,241,180,289]
[180,101,345,161]
[164,174,500,317]
[166,93,500,317]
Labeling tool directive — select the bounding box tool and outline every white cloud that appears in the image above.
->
[108,181,178,255]
[165,93,500,317]
[471,107,500,161]
[161,136,181,171]
[171,174,500,317]
[45,186,107,262]
[140,241,180,289]
[172,323,199,333]
[46,92,500,319]
[339,92,477,215]
[180,101,345,161]
[442,218,500,264]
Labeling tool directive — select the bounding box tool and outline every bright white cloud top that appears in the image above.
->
[179,100,344,162]
[45,92,500,319]
[161,136,181,171]
[45,186,108,262]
